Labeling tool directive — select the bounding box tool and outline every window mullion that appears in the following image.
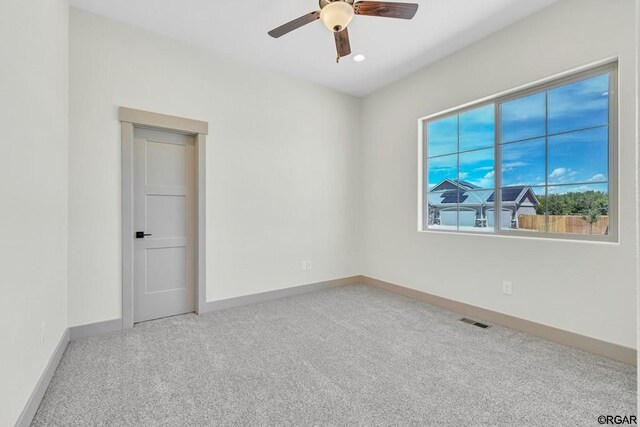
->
[544,91,549,233]
[456,115,460,231]
[494,103,501,232]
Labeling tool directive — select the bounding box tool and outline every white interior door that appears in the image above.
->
[133,127,196,323]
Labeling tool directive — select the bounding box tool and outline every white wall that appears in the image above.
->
[636,0,640,366]
[67,1,638,348]
[361,0,638,348]
[0,1,634,423]
[0,0,69,425]
[68,9,362,327]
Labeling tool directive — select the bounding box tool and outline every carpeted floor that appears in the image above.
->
[32,284,636,426]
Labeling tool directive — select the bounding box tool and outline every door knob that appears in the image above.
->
[135,231,152,239]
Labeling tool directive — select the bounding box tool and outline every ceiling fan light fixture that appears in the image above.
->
[320,1,354,33]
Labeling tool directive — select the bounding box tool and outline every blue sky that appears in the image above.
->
[427,73,609,193]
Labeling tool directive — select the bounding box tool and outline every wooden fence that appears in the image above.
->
[518,215,609,235]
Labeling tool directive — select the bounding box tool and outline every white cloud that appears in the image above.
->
[587,173,606,182]
[473,171,495,188]
[502,161,528,173]
[548,167,577,180]
[459,172,469,179]
[549,168,567,178]
[504,161,528,169]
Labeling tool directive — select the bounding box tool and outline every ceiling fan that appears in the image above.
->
[268,0,419,63]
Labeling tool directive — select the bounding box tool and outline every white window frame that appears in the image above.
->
[418,60,618,242]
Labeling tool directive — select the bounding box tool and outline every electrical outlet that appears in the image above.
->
[40,321,46,345]
[502,280,513,296]
[301,261,307,272]
[306,261,312,271]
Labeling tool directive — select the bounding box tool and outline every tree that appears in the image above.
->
[534,191,608,233]
[581,207,602,234]
[577,191,608,234]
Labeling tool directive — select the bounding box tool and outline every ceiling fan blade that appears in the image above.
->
[334,28,351,63]
[354,1,419,19]
[268,11,320,38]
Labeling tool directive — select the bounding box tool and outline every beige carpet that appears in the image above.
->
[33,284,636,426]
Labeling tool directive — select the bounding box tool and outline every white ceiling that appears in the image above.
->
[69,0,558,97]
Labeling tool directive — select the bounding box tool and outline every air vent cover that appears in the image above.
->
[460,317,491,329]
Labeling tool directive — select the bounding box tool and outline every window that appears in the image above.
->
[421,62,617,241]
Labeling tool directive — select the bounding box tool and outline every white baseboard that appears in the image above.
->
[361,275,637,366]
[14,328,69,427]
[64,277,363,342]
[15,274,635,426]
[69,318,122,341]
[204,276,362,312]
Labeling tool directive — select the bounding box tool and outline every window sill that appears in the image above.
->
[418,228,619,244]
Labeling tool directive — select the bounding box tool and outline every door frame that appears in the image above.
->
[119,107,208,329]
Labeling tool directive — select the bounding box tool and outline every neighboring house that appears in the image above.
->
[427,179,540,228]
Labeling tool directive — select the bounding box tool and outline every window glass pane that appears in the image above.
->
[459,104,494,152]
[545,184,609,235]
[548,127,608,185]
[457,189,495,232]
[427,116,457,157]
[501,92,546,143]
[459,148,494,190]
[548,74,609,135]
[457,208,479,230]
[438,209,459,229]
[424,67,614,239]
[427,153,457,190]
[508,186,546,232]
[495,186,544,230]
[501,138,545,187]
[427,189,459,230]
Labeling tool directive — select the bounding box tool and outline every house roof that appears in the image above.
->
[428,180,540,207]
[429,179,480,192]
[487,187,530,203]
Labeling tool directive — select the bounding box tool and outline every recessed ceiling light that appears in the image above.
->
[353,54,366,62]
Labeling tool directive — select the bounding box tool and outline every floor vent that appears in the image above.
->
[460,318,491,329]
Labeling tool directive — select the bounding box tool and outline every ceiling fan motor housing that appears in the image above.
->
[319,0,355,33]
[269,0,419,62]
[319,0,355,8]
